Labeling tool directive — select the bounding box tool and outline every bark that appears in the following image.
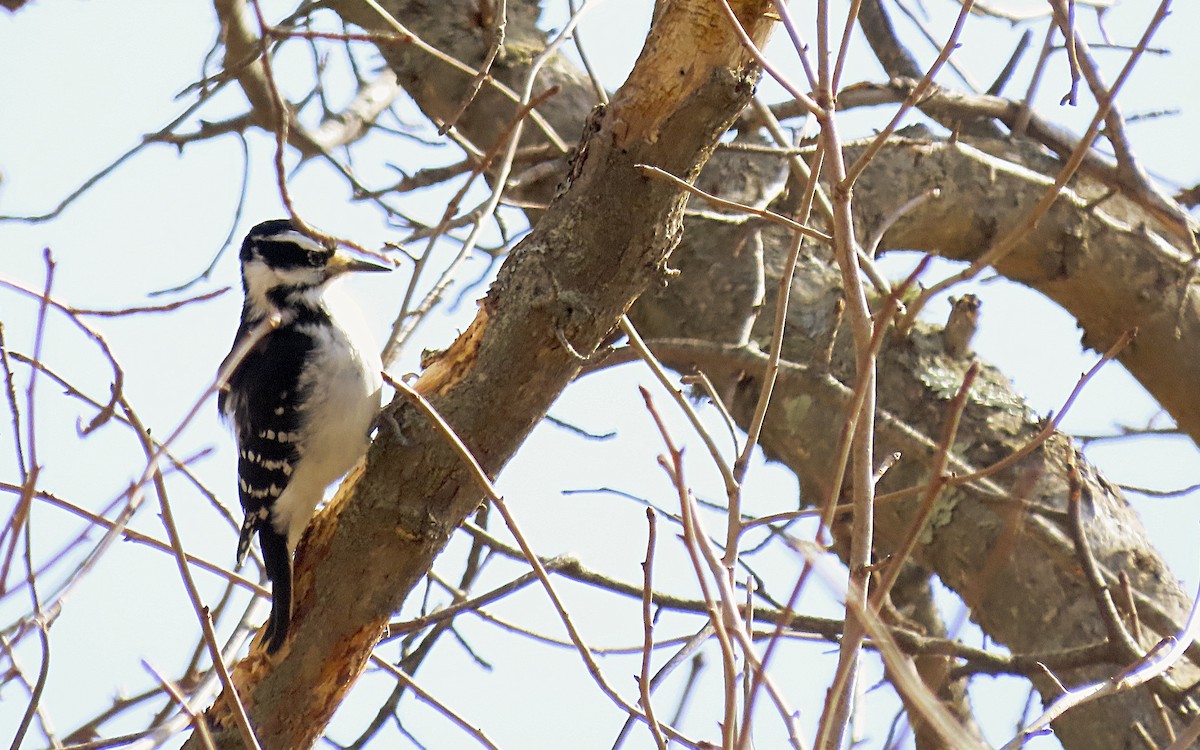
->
[194,0,1200,747]
[855,135,1200,441]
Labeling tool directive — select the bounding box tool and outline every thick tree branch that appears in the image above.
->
[212,0,403,158]
[848,136,1200,445]
[629,138,1200,748]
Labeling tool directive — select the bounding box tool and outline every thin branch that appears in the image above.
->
[383,86,562,364]
[120,403,262,750]
[900,0,1175,326]
[642,390,741,750]
[357,0,567,152]
[8,475,51,750]
[141,663,216,750]
[67,288,230,317]
[942,330,1133,489]
[0,482,266,597]
[0,83,232,223]
[460,520,844,638]
[641,389,805,749]
[384,568,542,638]
[716,0,824,119]
[638,509,669,750]
[1065,453,1142,660]
[870,363,977,607]
[438,0,507,133]
[893,0,984,92]
[1003,571,1200,749]
[612,625,716,750]
[387,375,702,748]
[29,315,277,632]
[369,657,503,750]
[0,325,26,480]
[842,0,975,188]
[636,165,831,244]
[619,317,739,529]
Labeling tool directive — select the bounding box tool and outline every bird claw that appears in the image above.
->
[373,406,409,446]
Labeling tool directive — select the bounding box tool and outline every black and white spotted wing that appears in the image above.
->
[219,318,315,565]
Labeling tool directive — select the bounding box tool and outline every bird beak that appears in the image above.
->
[327,251,393,277]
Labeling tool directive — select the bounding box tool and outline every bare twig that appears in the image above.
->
[0,325,26,479]
[368,657,503,750]
[810,0,886,736]
[120,402,261,750]
[1065,453,1142,659]
[900,0,1174,327]
[642,390,741,749]
[725,137,823,569]
[641,388,806,749]
[0,84,232,223]
[636,165,831,244]
[943,330,1133,488]
[870,363,978,607]
[439,0,507,133]
[716,0,823,118]
[619,317,739,528]
[28,315,277,633]
[66,288,230,317]
[1004,572,1200,749]
[142,662,216,750]
[638,509,669,750]
[357,0,567,151]
[383,86,561,363]
[387,375,701,747]
[842,0,975,188]
[0,276,123,435]
[0,481,265,596]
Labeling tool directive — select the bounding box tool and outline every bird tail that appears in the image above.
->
[258,528,293,654]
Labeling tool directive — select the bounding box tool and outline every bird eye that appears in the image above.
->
[307,250,326,267]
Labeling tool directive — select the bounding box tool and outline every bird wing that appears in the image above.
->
[222,325,313,565]
[221,321,315,653]
[217,318,258,418]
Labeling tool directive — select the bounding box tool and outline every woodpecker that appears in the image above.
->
[219,219,388,653]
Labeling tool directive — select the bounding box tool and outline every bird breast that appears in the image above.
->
[296,320,382,480]
[273,286,383,549]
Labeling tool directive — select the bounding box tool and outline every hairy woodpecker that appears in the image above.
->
[219,219,388,653]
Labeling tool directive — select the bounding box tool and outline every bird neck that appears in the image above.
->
[242,280,335,327]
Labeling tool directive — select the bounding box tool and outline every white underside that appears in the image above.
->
[268,282,383,551]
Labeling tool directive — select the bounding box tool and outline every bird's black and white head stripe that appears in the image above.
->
[238,221,339,318]
[220,218,387,653]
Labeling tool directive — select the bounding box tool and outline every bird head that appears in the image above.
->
[238,219,389,311]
